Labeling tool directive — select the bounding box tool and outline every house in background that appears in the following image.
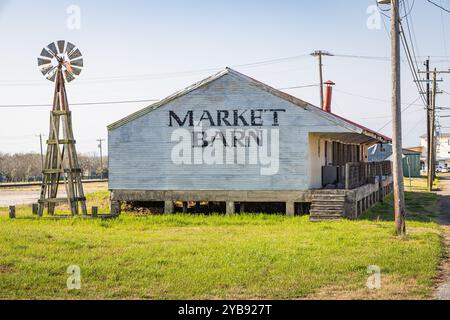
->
[420,133,450,171]
[108,68,393,221]
[368,144,421,178]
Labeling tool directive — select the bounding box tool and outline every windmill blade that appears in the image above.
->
[47,42,58,56]
[40,48,54,59]
[68,49,82,60]
[40,65,55,76]
[57,40,66,54]
[46,69,57,82]
[38,41,83,83]
[38,58,52,67]
[70,58,83,67]
[64,70,76,83]
[65,42,76,56]
[70,66,82,76]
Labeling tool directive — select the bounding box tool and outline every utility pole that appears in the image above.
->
[310,50,333,108]
[425,59,432,190]
[97,139,105,179]
[390,0,406,236]
[418,68,449,191]
[431,69,437,185]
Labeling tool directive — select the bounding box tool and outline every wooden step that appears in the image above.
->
[310,205,345,212]
[312,200,346,205]
[311,203,344,208]
[310,209,344,215]
[312,197,346,202]
[313,190,347,195]
[310,215,343,222]
[312,194,346,199]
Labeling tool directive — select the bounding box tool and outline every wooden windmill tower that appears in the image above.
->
[37,41,87,216]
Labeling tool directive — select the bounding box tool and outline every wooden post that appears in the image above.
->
[318,53,324,108]
[226,202,235,215]
[425,58,432,190]
[9,206,16,219]
[430,69,437,188]
[240,202,246,214]
[92,206,98,218]
[391,0,406,236]
[164,201,174,215]
[111,201,121,216]
[311,50,333,108]
[345,163,351,190]
[378,163,383,202]
[32,203,39,215]
[286,202,295,217]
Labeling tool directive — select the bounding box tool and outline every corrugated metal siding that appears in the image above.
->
[109,74,352,191]
[403,155,421,178]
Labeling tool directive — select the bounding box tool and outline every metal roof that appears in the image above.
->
[107,68,391,144]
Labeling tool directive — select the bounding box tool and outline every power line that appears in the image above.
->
[403,0,421,71]
[378,96,422,131]
[278,84,320,90]
[427,0,450,13]
[0,54,311,86]
[2,52,450,87]
[334,88,424,106]
[376,0,415,18]
[0,83,323,109]
[333,54,390,62]
[399,20,428,107]
[0,83,426,110]
[439,0,449,56]
[405,114,426,137]
[0,99,160,109]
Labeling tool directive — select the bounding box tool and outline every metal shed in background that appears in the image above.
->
[369,144,421,178]
[402,149,421,178]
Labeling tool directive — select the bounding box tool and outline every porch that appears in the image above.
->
[322,160,392,190]
[307,132,393,221]
[309,174,393,221]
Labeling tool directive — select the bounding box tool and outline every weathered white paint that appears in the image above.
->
[108,69,385,192]
[308,134,326,189]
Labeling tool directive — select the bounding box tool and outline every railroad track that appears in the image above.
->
[0,179,108,189]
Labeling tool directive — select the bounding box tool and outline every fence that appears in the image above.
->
[345,161,392,190]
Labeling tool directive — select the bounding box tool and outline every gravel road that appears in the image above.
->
[0,183,107,207]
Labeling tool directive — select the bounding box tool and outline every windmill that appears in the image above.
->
[37,41,87,216]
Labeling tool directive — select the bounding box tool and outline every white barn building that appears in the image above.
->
[108,68,392,220]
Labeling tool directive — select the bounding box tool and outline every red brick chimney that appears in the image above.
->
[323,80,335,113]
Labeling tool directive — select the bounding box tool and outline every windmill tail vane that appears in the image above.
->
[36,41,87,217]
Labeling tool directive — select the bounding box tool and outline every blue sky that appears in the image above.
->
[0,0,449,154]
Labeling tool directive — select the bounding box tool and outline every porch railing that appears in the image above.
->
[345,161,392,190]
[322,161,392,190]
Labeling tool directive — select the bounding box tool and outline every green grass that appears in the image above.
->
[360,192,438,222]
[0,214,442,300]
[361,177,439,223]
[0,178,444,300]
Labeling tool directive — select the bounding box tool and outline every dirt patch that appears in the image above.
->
[0,264,16,274]
[308,276,426,300]
[435,226,450,300]
[434,175,450,300]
